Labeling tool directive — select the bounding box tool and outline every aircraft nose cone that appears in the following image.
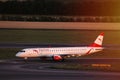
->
[16,53,21,57]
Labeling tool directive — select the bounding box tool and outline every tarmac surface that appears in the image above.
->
[0,58,120,80]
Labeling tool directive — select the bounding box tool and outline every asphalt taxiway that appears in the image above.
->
[0,58,120,80]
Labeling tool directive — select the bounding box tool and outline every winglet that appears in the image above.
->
[89,32,104,47]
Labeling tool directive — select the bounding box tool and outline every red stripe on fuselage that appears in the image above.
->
[89,43,101,47]
[86,48,92,55]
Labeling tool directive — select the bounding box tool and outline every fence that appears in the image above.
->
[0,15,120,22]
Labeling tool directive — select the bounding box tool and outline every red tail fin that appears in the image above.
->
[90,32,104,47]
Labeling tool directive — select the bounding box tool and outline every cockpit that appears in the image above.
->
[16,49,27,57]
[19,50,26,52]
[16,48,39,58]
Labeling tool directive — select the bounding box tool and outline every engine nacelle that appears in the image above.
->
[53,55,63,61]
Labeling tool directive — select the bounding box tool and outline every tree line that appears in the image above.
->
[0,0,120,16]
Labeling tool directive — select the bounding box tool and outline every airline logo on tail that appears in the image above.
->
[90,32,104,47]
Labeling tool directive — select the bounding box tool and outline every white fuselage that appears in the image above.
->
[16,47,103,58]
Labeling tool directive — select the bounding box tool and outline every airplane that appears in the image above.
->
[16,32,104,61]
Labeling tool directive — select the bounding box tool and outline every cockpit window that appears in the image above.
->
[20,50,25,52]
